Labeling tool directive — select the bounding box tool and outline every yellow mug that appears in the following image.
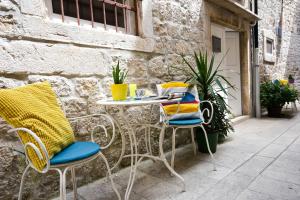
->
[129,84,137,98]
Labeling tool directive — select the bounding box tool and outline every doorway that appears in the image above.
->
[211,23,242,117]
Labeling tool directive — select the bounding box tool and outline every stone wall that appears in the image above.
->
[0,0,205,199]
[258,0,300,90]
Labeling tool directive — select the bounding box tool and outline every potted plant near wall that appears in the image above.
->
[288,74,295,84]
[177,51,234,153]
[111,61,128,101]
[260,80,298,117]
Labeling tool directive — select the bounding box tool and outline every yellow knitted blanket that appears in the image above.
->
[0,82,75,171]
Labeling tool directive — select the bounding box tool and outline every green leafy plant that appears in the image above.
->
[176,51,234,138]
[112,61,128,84]
[260,81,298,108]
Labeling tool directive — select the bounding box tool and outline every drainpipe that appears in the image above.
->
[251,0,261,118]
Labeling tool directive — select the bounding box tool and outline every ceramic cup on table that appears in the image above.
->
[135,89,146,99]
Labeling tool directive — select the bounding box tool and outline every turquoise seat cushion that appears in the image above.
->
[50,141,100,165]
[169,118,203,126]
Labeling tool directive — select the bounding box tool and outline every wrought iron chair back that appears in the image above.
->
[8,94,121,200]
[157,84,216,170]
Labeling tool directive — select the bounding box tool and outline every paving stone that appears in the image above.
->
[248,176,300,199]
[262,165,300,185]
[288,142,300,153]
[258,143,287,158]
[235,155,274,177]
[197,150,253,169]
[271,156,300,173]
[294,137,300,144]
[272,135,299,146]
[141,180,181,200]
[178,160,232,181]
[168,190,199,200]
[236,189,288,200]
[279,150,300,162]
[195,172,255,200]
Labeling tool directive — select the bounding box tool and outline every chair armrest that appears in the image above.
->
[8,128,50,173]
[200,100,214,125]
[69,114,116,150]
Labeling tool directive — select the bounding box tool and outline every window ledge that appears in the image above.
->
[20,15,155,53]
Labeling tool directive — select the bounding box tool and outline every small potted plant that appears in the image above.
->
[111,61,128,101]
[260,80,298,117]
[288,74,295,84]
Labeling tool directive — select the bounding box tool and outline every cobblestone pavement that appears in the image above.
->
[55,110,300,200]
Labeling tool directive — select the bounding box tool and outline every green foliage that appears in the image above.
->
[112,61,128,84]
[179,51,234,136]
[260,81,298,108]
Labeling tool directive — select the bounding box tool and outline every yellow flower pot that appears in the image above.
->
[111,84,128,101]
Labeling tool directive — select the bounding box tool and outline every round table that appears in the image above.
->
[97,97,185,200]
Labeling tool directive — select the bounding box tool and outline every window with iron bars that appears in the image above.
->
[50,0,141,35]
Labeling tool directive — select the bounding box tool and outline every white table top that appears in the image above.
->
[97,97,181,106]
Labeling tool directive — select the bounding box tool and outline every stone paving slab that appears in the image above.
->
[53,112,300,200]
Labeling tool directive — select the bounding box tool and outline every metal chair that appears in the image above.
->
[9,101,121,200]
[157,84,216,170]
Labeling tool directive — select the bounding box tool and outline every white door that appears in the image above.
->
[211,24,242,117]
[225,31,242,117]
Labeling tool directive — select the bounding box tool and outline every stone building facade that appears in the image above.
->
[258,0,300,89]
[0,0,298,199]
[0,0,209,199]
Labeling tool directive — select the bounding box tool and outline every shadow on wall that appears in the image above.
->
[285,0,300,90]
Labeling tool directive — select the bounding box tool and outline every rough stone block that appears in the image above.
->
[0,1,16,12]
[28,75,73,96]
[62,97,87,117]
[0,77,25,89]
[87,96,106,114]
[0,146,14,169]
[74,77,101,97]
[0,118,16,141]
[100,77,114,97]
[148,56,169,78]
[0,39,111,76]
[20,0,46,16]
[126,58,148,85]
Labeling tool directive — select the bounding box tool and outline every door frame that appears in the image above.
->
[207,20,251,116]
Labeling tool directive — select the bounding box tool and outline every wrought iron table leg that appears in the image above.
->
[159,125,186,192]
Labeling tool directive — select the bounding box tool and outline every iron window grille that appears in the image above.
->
[51,0,141,35]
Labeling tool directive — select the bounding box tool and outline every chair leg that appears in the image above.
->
[144,127,150,154]
[199,125,216,171]
[171,127,176,169]
[159,125,186,191]
[147,127,153,157]
[18,165,30,200]
[98,152,121,200]
[191,128,197,155]
[71,167,78,200]
[57,168,68,200]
